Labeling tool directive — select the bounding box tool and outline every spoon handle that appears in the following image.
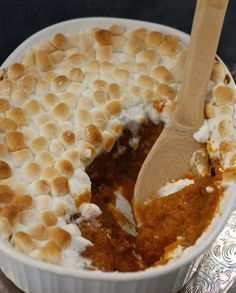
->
[173,0,228,129]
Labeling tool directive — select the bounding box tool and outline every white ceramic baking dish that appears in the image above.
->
[1,17,236,293]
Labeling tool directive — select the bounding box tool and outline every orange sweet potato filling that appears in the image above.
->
[74,120,223,272]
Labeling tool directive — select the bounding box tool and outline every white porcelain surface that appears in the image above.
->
[1,17,235,293]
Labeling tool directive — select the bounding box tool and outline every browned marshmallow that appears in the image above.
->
[0,216,12,238]
[35,151,55,167]
[95,29,112,45]
[40,210,58,227]
[112,69,129,86]
[0,185,14,203]
[69,67,84,82]
[0,98,11,113]
[23,100,41,116]
[63,150,81,168]
[0,143,8,158]
[43,93,59,108]
[60,130,76,148]
[31,136,48,153]
[12,195,33,211]
[51,75,70,93]
[211,61,225,82]
[108,83,120,99]
[12,149,33,167]
[105,100,122,117]
[52,102,70,121]
[83,124,102,146]
[35,50,53,71]
[75,108,91,127]
[22,50,35,67]
[39,241,62,264]
[145,31,164,49]
[17,75,36,94]
[91,109,108,128]
[51,33,68,50]
[32,179,50,195]
[66,53,84,67]
[41,167,59,181]
[137,75,154,90]
[78,141,96,163]
[11,231,35,253]
[56,159,74,178]
[109,24,125,36]
[0,118,17,133]
[51,176,69,196]
[102,130,116,152]
[136,49,159,64]
[97,45,112,62]
[1,203,18,224]
[218,120,233,137]
[48,226,72,248]
[29,224,48,240]
[151,66,173,83]
[132,28,147,40]
[0,79,12,96]
[23,162,41,182]
[213,86,235,105]
[124,38,145,55]
[41,122,58,139]
[7,63,25,80]
[0,160,11,179]
[6,107,28,127]
[156,83,176,100]
[159,35,180,57]
[50,50,65,64]
[6,131,25,151]
[12,89,29,106]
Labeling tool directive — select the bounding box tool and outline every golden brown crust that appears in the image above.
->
[0,160,11,179]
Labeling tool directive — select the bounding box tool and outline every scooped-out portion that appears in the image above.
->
[76,120,223,272]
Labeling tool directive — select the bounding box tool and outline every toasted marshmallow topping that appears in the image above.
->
[0,25,235,269]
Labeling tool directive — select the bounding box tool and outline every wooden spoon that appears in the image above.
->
[133,0,229,212]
